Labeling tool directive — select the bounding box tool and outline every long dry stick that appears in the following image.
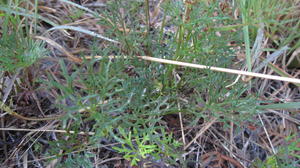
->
[86,55,300,84]
[138,56,300,84]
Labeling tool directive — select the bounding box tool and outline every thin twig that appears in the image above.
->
[178,103,186,145]
[230,117,234,157]
[95,157,123,166]
[0,99,110,121]
[184,117,217,150]
[265,109,300,125]
[0,127,95,136]
[0,101,66,121]
[1,117,8,159]
[258,114,276,154]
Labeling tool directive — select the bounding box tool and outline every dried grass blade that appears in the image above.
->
[58,0,97,15]
[48,25,120,44]
[184,117,217,150]
[254,46,289,72]
[34,36,83,63]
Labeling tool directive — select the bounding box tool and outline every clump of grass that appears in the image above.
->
[0,15,46,72]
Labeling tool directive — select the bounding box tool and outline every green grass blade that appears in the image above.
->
[240,0,252,72]
[0,6,57,26]
[258,102,300,109]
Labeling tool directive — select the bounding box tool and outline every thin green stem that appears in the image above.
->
[34,0,38,34]
[241,0,252,72]
[144,0,150,35]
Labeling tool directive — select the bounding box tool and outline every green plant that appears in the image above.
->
[112,127,181,166]
[42,1,261,166]
[252,135,300,168]
[0,15,46,72]
[57,153,94,168]
[2,0,298,167]
[112,127,158,166]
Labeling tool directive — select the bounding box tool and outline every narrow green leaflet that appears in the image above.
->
[258,102,300,109]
